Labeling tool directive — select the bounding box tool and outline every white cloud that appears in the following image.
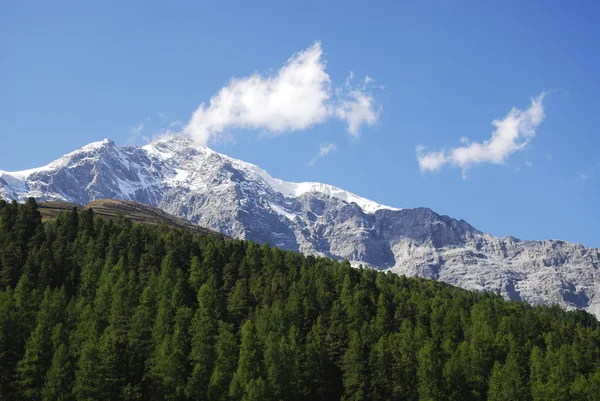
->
[417,93,546,177]
[128,122,149,144]
[525,160,533,167]
[309,143,337,166]
[184,42,381,145]
[416,145,446,172]
[335,82,380,136]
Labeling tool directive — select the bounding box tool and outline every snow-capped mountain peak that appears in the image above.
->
[140,135,399,214]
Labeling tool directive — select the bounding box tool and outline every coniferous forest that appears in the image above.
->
[2,198,600,401]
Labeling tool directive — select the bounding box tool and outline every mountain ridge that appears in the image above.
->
[1,136,599,316]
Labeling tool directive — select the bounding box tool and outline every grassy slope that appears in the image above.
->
[38,199,222,237]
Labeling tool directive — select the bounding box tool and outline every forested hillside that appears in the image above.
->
[1,198,600,401]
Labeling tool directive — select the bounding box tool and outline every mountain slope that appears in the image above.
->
[37,199,222,236]
[3,199,599,401]
[1,136,599,315]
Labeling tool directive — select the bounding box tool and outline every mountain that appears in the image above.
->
[1,136,599,315]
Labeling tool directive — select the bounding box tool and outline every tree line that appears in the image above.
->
[1,198,599,401]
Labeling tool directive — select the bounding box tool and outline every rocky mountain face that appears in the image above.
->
[1,136,599,316]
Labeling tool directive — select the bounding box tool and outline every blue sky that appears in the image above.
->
[1,1,599,247]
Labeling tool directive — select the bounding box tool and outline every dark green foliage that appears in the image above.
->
[1,198,600,400]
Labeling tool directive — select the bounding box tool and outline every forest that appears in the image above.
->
[1,198,600,401]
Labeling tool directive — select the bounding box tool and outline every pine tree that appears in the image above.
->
[390,322,418,401]
[186,277,219,399]
[41,343,74,401]
[442,343,471,401]
[368,334,395,401]
[228,279,250,328]
[303,319,332,401]
[128,275,159,391]
[417,341,443,401]
[147,307,192,401]
[374,293,392,335]
[341,330,368,401]
[0,289,17,399]
[73,336,105,401]
[230,320,264,400]
[208,322,238,401]
[243,377,268,401]
[530,346,549,401]
[570,367,600,400]
[188,256,205,292]
[264,332,287,399]
[487,351,528,401]
[16,288,66,400]
[545,344,576,401]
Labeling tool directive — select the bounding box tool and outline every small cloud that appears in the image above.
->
[416,145,447,173]
[575,162,600,184]
[156,112,167,122]
[309,143,337,166]
[417,93,547,177]
[132,122,144,134]
[575,172,589,184]
[545,153,553,160]
[335,75,382,137]
[514,160,532,173]
[128,122,149,144]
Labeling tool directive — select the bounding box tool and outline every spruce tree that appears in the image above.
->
[341,329,368,401]
[208,322,238,401]
[487,351,528,401]
[73,336,105,401]
[186,277,219,399]
[230,320,263,400]
[41,343,74,401]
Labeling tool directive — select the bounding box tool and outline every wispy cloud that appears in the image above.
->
[184,42,381,145]
[575,162,600,184]
[335,73,381,137]
[309,143,337,166]
[128,122,149,144]
[576,172,590,183]
[156,112,167,122]
[132,122,144,135]
[417,93,546,178]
